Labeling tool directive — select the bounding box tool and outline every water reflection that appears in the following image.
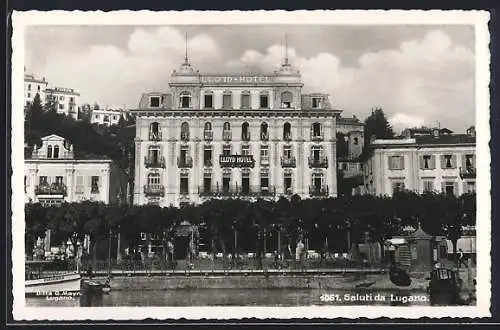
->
[25,289,431,307]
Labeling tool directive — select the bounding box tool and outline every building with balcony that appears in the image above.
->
[363,127,476,196]
[130,50,342,207]
[45,87,80,120]
[24,70,48,109]
[24,134,127,205]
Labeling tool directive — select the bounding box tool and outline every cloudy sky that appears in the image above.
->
[25,25,475,133]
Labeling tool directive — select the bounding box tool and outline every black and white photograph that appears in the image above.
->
[11,10,491,320]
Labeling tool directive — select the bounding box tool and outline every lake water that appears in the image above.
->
[26,289,431,307]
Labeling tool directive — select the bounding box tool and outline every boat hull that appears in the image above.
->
[25,273,82,296]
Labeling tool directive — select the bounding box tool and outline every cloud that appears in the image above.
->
[32,27,221,108]
[233,30,474,132]
[389,113,426,133]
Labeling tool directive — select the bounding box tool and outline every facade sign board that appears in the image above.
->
[219,155,255,168]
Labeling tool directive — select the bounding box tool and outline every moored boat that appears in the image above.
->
[25,260,82,297]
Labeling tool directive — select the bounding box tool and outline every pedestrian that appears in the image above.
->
[457,249,468,269]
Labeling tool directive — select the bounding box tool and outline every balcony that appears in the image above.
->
[35,183,67,196]
[309,185,329,197]
[260,157,270,166]
[180,132,190,142]
[223,130,232,141]
[149,131,162,141]
[144,156,166,168]
[198,185,276,197]
[281,156,296,168]
[144,184,165,197]
[204,130,213,141]
[283,133,292,142]
[308,156,328,168]
[177,156,193,168]
[311,132,324,141]
[459,166,476,179]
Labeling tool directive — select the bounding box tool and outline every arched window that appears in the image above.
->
[242,122,250,141]
[149,122,161,140]
[281,91,293,108]
[283,122,291,141]
[241,90,251,109]
[204,122,213,141]
[222,91,232,109]
[223,122,231,141]
[223,122,231,131]
[204,122,212,131]
[179,91,191,108]
[260,122,269,141]
[181,122,190,141]
[47,145,53,158]
[53,145,60,159]
[311,122,322,139]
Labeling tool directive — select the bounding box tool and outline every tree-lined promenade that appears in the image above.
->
[26,191,476,269]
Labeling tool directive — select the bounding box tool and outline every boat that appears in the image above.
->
[427,267,462,305]
[25,260,82,297]
[81,277,111,294]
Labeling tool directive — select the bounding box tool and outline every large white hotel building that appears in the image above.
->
[130,54,359,207]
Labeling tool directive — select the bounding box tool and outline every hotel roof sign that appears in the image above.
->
[201,75,275,85]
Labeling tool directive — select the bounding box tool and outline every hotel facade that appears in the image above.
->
[363,127,476,196]
[130,56,344,207]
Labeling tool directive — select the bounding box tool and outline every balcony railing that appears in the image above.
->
[198,185,276,197]
[311,132,324,141]
[309,185,329,197]
[177,156,193,168]
[459,166,476,179]
[35,183,67,196]
[180,132,190,141]
[204,130,213,141]
[223,130,232,141]
[308,156,328,168]
[281,156,296,168]
[144,156,166,168]
[144,184,165,197]
[149,131,162,141]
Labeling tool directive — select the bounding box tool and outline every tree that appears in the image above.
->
[336,133,349,158]
[25,203,49,258]
[361,107,395,160]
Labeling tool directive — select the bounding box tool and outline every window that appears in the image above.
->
[222,91,232,109]
[95,114,100,119]
[27,93,31,98]
[24,176,27,193]
[39,176,48,185]
[204,147,212,166]
[241,171,250,194]
[389,156,404,170]
[342,163,348,171]
[150,122,160,140]
[466,181,476,193]
[223,145,231,156]
[422,155,431,169]
[311,122,322,138]
[69,97,74,103]
[260,122,269,140]
[55,176,63,185]
[281,91,293,108]
[180,176,189,195]
[59,104,64,109]
[76,176,84,194]
[260,92,269,108]
[37,85,40,91]
[181,122,190,141]
[260,172,269,190]
[392,181,405,193]
[353,137,359,145]
[465,154,474,168]
[148,145,160,163]
[53,145,59,159]
[112,115,117,120]
[223,122,231,140]
[312,173,323,190]
[284,172,293,194]
[312,97,322,108]
[91,176,99,193]
[444,181,455,196]
[443,155,453,169]
[260,145,269,163]
[311,146,322,161]
[204,122,212,131]
[242,122,250,141]
[47,145,53,158]
[241,91,251,109]
[423,180,434,193]
[150,96,160,107]
[204,92,213,108]
[104,115,110,122]
[179,92,191,108]
[203,176,212,193]
[283,122,291,141]
[223,122,231,131]
[59,96,64,101]
[283,145,292,159]
[222,172,231,192]
[241,145,250,156]
[28,84,31,91]
[148,173,161,185]
[179,147,190,166]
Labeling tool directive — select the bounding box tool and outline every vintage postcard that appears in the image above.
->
[11,10,491,320]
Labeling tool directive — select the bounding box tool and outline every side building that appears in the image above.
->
[24,71,48,108]
[45,87,80,120]
[91,107,128,126]
[363,127,476,196]
[130,55,342,207]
